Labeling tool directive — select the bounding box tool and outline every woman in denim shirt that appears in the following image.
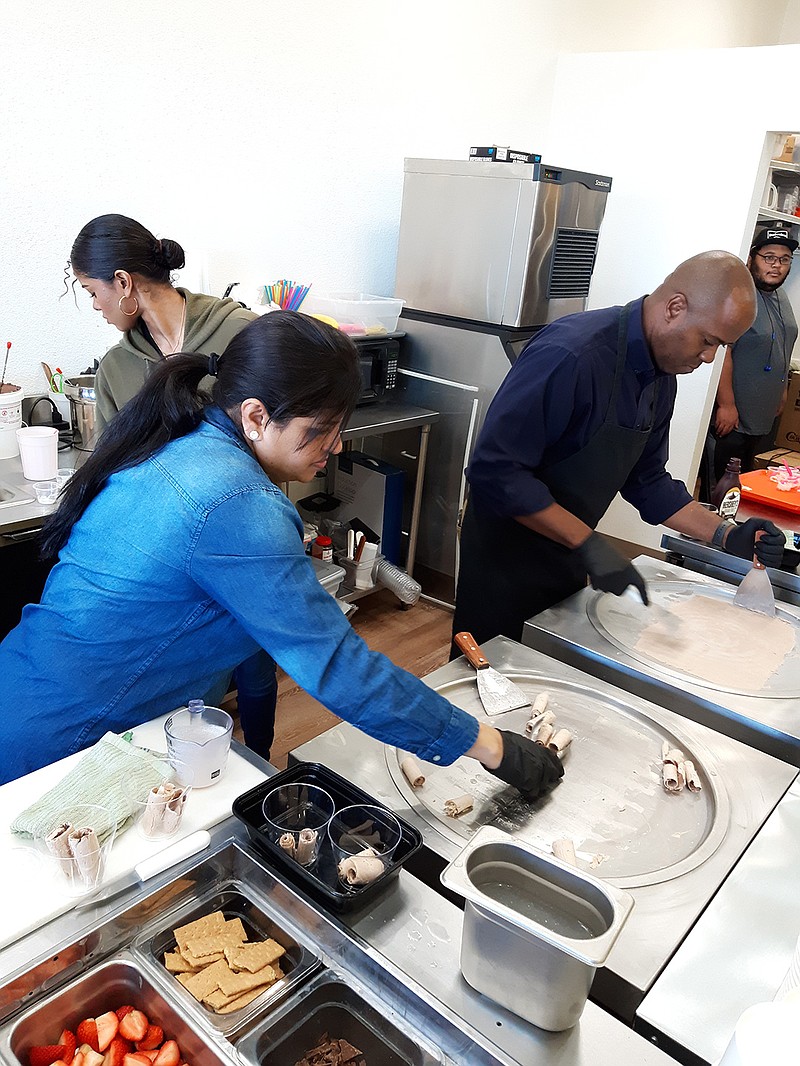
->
[0,313,562,797]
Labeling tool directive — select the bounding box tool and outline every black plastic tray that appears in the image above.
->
[232,762,422,912]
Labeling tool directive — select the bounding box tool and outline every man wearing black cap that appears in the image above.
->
[713,220,799,480]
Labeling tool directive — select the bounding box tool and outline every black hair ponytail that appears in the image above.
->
[40,312,362,559]
[40,354,207,558]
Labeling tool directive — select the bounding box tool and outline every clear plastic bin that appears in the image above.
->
[302,292,404,335]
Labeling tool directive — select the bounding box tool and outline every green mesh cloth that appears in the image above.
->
[11,732,171,841]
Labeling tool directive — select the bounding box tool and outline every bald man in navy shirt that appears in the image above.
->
[453,250,785,648]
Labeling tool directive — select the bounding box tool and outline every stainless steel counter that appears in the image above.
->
[660,530,800,608]
[636,774,800,1064]
[0,819,674,1066]
[291,636,796,1023]
[523,555,800,767]
[0,447,83,537]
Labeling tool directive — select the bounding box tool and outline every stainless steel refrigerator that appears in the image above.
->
[385,157,612,603]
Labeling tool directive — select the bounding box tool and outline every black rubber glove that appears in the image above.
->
[724,518,785,568]
[487,731,564,801]
[575,531,649,605]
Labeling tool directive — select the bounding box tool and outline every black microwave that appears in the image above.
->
[354,336,400,405]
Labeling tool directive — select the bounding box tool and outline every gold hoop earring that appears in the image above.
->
[119,294,139,317]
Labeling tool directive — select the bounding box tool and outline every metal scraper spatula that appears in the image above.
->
[733,533,776,617]
[454,631,531,716]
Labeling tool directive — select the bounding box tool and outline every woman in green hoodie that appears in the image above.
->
[69,213,257,432]
[67,213,276,757]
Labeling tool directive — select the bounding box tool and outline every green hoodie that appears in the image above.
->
[95,288,257,430]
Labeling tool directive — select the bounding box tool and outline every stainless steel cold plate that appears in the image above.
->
[587,580,800,698]
[387,674,730,890]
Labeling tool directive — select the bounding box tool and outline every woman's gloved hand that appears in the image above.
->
[724,518,785,568]
[575,531,649,604]
[486,731,564,801]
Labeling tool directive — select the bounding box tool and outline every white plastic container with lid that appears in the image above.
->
[0,384,24,429]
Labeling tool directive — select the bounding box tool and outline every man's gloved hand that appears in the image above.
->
[724,518,785,568]
[486,731,564,801]
[575,531,649,605]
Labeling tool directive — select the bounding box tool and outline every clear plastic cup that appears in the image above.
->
[32,480,59,504]
[262,783,335,867]
[129,758,194,839]
[38,804,117,897]
[56,467,76,488]
[327,804,402,889]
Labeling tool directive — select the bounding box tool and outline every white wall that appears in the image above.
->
[548,45,800,549]
[0,0,796,400]
[0,0,561,395]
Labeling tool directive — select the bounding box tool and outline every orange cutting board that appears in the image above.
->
[740,469,800,515]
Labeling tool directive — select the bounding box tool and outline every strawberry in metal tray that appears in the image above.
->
[134,1027,163,1053]
[117,1012,147,1044]
[103,1037,133,1066]
[94,1013,119,1053]
[74,1022,98,1054]
[28,1005,188,1066]
[28,1045,70,1066]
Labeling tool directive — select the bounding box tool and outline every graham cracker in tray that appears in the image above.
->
[166,909,286,1014]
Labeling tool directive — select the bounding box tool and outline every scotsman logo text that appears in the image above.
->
[595,179,610,188]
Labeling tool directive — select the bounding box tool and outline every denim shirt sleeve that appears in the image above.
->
[187,484,479,765]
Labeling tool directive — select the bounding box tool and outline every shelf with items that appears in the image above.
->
[762,153,800,220]
[757,207,800,225]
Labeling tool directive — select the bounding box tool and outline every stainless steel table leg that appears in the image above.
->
[406,423,431,578]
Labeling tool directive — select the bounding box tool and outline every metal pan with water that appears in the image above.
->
[441,826,633,1031]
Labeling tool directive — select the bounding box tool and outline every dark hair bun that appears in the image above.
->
[158,238,186,271]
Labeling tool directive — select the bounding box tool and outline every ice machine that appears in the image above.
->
[386,158,612,601]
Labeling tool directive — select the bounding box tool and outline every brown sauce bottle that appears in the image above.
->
[711,457,742,519]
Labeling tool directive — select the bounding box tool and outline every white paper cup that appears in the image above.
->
[16,426,58,480]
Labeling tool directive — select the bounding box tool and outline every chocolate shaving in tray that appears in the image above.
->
[293,1033,365,1066]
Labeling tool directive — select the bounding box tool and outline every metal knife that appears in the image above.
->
[75,829,211,910]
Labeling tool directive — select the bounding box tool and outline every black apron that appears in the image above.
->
[453,303,661,646]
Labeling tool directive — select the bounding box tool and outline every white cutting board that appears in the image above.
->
[0,715,270,952]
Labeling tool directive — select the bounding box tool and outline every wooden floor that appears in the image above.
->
[227,590,454,769]
[226,531,642,769]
